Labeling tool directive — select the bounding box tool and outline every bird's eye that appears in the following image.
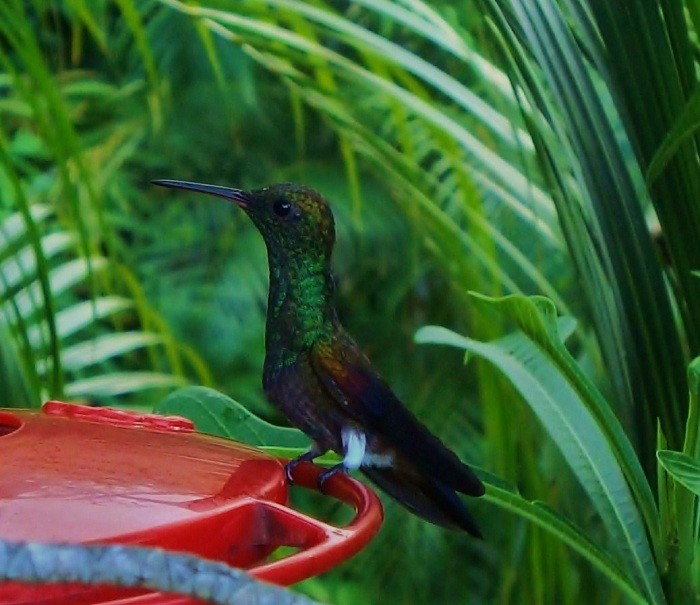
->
[273,198,293,218]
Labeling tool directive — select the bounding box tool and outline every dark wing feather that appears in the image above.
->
[362,466,483,536]
[311,333,484,497]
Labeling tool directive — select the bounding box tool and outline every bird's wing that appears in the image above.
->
[310,333,484,496]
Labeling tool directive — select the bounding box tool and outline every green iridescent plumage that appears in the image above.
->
[153,179,485,536]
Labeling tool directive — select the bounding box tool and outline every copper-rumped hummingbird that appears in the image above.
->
[153,179,485,536]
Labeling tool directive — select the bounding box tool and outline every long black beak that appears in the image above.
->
[152,179,250,207]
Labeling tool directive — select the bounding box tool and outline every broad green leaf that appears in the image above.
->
[416,298,662,604]
[468,293,658,545]
[155,386,309,448]
[657,450,700,497]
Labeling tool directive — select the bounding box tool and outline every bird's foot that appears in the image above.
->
[317,463,347,493]
[284,449,320,484]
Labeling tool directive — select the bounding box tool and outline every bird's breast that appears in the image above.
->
[263,350,396,468]
[263,355,346,452]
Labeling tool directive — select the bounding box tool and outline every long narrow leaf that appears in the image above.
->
[469,293,659,551]
[483,475,648,605]
[65,373,187,398]
[416,319,663,604]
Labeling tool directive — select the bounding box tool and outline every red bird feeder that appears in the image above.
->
[0,402,383,604]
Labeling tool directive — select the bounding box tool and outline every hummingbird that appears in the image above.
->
[152,179,485,536]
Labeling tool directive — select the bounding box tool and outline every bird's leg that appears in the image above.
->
[317,462,352,493]
[317,427,366,492]
[284,443,325,484]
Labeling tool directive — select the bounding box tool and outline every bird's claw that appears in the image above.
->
[317,463,347,494]
[284,460,298,484]
[284,449,320,485]
[283,448,345,492]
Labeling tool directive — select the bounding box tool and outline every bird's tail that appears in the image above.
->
[362,465,482,538]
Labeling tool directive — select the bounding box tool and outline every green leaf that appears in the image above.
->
[468,293,659,546]
[154,386,310,448]
[647,89,700,184]
[683,357,700,458]
[0,206,53,252]
[0,321,35,406]
[657,450,700,497]
[65,372,187,397]
[14,258,108,318]
[416,295,662,605]
[488,0,690,470]
[27,297,134,347]
[482,474,647,605]
[0,233,74,290]
[58,333,163,371]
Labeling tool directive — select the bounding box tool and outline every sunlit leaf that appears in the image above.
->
[66,373,187,398]
[58,333,163,371]
[27,297,134,347]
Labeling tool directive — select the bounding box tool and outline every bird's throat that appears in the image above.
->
[265,253,337,357]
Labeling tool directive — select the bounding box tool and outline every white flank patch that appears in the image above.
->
[362,451,394,468]
[341,426,366,470]
[341,427,394,469]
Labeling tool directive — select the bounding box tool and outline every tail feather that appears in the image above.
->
[362,466,482,538]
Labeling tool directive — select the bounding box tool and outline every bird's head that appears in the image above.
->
[152,180,336,261]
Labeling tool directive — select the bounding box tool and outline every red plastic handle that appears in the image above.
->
[248,461,383,585]
[83,463,383,604]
